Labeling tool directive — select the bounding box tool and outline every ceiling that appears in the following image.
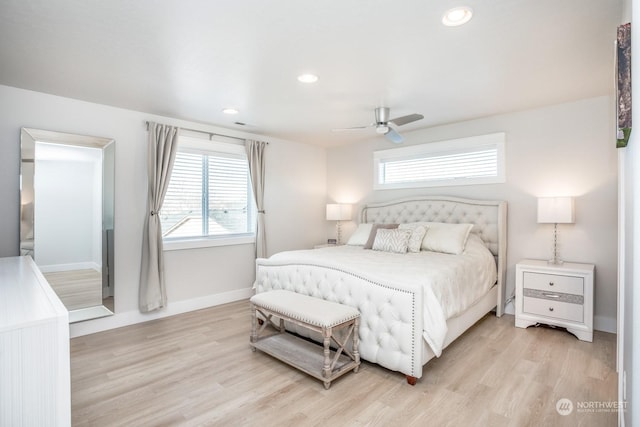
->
[0,0,622,147]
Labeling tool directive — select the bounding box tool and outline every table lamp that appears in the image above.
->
[537,197,575,264]
[326,204,352,245]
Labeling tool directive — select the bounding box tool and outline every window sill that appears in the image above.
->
[374,175,505,190]
[163,235,255,251]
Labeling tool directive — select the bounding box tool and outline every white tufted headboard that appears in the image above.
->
[361,196,507,316]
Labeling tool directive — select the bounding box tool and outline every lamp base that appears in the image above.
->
[547,223,565,266]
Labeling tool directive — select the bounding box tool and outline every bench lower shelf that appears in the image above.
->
[251,332,359,388]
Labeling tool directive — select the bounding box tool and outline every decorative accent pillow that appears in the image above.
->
[422,222,474,255]
[398,223,429,253]
[346,223,374,246]
[364,223,399,249]
[372,228,411,254]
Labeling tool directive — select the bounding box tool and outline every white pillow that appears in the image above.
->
[372,228,411,254]
[346,223,374,246]
[422,222,474,255]
[398,223,428,253]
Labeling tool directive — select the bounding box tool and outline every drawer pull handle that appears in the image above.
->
[543,293,560,298]
[549,307,554,312]
[549,282,554,286]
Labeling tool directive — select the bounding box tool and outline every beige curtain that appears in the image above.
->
[139,122,179,313]
[246,140,267,258]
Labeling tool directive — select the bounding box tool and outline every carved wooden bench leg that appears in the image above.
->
[406,376,417,386]
[353,317,360,373]
[323,326,332,389]
[250,303,257,352]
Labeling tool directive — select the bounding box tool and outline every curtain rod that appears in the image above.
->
[145,121,267,144]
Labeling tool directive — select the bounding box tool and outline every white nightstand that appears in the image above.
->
[515,259,594,342]
[314,243,337,249]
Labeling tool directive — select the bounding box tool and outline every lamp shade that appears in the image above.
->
[326,204,352,221]
[537,197,575,224]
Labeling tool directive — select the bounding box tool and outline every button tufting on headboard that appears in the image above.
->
[361,197,505,258]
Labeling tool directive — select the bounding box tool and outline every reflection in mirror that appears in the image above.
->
[20,128,115,323]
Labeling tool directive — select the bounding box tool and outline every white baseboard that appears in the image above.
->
[69,288,617,338]
[69,287,254,338]
[594,315,617,334]
[69,305,113,323]
[39,262,101,273]
[504,301,515,315]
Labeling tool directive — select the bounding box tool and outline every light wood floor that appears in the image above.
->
[70,300,617,426]
[44,269,102,310]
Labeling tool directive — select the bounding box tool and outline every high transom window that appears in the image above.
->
[374,133,506,189]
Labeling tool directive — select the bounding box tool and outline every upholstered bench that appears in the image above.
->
[250,290,360,389]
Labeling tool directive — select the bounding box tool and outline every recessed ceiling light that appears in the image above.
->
[297,73,319,83]
[442,7,473,27]
[222,108,239,115]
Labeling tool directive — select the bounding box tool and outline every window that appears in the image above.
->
[160,135,256,249]
[374,132,505,190]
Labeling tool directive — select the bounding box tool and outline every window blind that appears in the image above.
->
[160,143,255,239]
[374,133,506,189]
[379,147,498,184]
[161,152,204,238]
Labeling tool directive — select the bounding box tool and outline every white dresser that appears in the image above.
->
[515,259,594,342]
[0,256,71,426]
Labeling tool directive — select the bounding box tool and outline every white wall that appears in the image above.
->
[327,96,618,332]
[620,129,636,427]
[621,1,636,425]
[35,157,101,271]
[0,84,326,336]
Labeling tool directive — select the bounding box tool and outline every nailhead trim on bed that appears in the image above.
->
[255,261,419,377]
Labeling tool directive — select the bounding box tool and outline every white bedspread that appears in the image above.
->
[265,234,497,356]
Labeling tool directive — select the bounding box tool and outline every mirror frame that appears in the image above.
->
[20,127,115,323]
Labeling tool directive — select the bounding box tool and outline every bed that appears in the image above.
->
[254,196,507,384]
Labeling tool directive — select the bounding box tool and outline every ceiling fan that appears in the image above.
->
[333,107,424,143]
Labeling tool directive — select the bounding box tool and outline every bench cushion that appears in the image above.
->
[251,290,360,328]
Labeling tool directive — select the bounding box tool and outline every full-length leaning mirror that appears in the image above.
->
[20,128,115,323]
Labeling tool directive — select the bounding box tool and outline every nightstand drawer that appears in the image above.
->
[523,296,583,323]
[523,272,583,295]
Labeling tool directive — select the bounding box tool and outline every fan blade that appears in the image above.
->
[389,113,424,127]
[384,128,404,144]
[331,123,374,132]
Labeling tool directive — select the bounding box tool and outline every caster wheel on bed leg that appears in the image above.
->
[406,376,417,386]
